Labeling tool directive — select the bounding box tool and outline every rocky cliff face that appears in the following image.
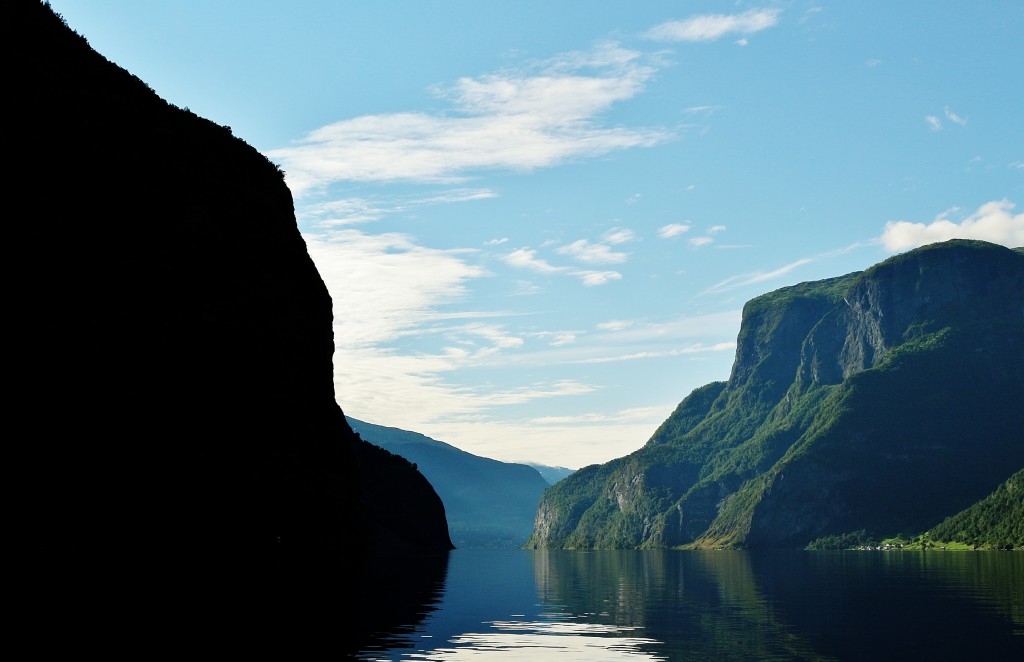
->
[11,1,451,567]
[528,240,1024,549]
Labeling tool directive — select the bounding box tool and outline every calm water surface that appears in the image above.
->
[353,549,1023,660]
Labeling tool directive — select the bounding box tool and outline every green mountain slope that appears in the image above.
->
[924,468,1024,549]
[527,240,1024,550]
[348,417,551,548]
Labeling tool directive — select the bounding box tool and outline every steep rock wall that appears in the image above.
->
[529,240,1024,550]
[10,1,452,563]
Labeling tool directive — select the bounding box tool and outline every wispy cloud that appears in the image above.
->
[503,246,624,286]
[305,229,488,347]
[573,270,622,286]
[502,247,564,274]
[597,319,635,332]
[925,107,968,132]
[704,258,815,294]
[529,406,664,425]
[592,311,741,343]
[298,188,496,227]
[556,239,629,264]
[571,342,737,364]
[604,227,637,244]
[268,42,669,195]
[645,9,780,43]
[658,223,691,238]
[880,199,1024,251]
[945,106,968,126]
[532,331,578,347]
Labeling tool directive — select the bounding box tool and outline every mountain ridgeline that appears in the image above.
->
[348,417,554,548]
[527,240,1024,550]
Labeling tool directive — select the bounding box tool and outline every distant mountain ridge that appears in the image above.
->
[348,417,552,548]
[525,463,576,485]
[527,240,1024,550]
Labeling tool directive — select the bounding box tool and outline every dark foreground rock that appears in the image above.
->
[10,0,451,593]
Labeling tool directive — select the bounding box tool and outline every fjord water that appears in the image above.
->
[353,549,1023,660]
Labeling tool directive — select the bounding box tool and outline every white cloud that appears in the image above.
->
[944,106,968,126]
[603,227,637,244]
[658,223,691,238]
[503,247,625,285]
[454,323,525,357]
[735,38,749,47]
[267,43,669,195]
[533,331,578,347]
[925,115,942,131]
[502,248,564,273]
[305,229,487,348]
[574,270,622,286]
[556,239,629,264]
[880,199,1024,251]
[645,9,780,42]
[597,319,635,331]
[707,225,726,234]
[689,236,714,248]
[485,237,509,246]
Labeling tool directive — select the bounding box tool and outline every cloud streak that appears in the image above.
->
[298,188,497,227]
[645,9,780,42]
[703,258,815,294]
[268,43,669,195]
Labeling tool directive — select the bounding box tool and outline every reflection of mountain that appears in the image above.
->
[531,550,1024,659]
[692,551,826,660]
[530,241,1024,550]
[919,552,1024,637]
[531,550,828,660]
[347,552,451,658]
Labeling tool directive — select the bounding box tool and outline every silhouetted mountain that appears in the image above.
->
[348,417,550,548]
[12,0,450,615]
[528,240,1024,550]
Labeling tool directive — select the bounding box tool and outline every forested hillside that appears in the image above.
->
[527,240,1024,550]
[925,468,1023,549]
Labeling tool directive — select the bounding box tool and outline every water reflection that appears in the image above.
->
[533,550,826,661]
[353,549,1024,660]
[351,551,451,659]
[404,621,664,661]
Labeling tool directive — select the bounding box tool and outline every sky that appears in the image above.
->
[50,1,1023,470]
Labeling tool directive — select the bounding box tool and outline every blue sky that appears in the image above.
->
[51,1,1023,469]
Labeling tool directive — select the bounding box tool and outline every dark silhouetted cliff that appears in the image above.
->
[10,0,451,576]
